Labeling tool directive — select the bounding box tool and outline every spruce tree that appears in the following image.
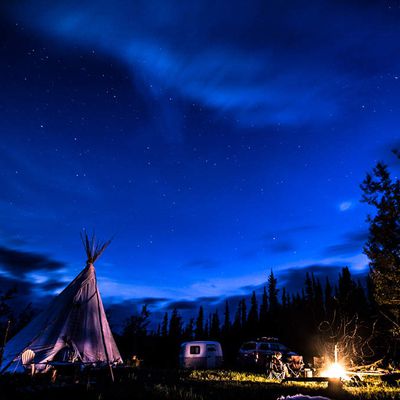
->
[268,270,279,313]
[210,311,220,338]
[161,312,169,337]
[195,306,204,339]
[222,300,231,335]
[247,291,258,335]
[184,318,194,340]
[169,308,182,338]
[361,160,400,333]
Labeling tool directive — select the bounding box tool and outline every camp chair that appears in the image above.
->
[21,349,36,375]
[267,353,287,380]
[286,355,304,377]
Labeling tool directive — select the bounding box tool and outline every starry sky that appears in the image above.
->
[1,1,400,324]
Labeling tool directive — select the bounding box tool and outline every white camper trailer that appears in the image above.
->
[179,341,223,369]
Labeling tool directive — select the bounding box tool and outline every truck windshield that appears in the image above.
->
[241,342,256,350]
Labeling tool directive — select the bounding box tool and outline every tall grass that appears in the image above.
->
[1,368,399,400]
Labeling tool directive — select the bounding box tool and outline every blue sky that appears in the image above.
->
[0,0,400,324]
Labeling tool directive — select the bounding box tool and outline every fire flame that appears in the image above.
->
[321,362,348,379]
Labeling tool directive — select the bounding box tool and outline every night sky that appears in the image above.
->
[1,1,400,324]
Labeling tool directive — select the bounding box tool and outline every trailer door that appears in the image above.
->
[206,344,217,369]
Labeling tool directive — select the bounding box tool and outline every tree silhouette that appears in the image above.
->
[361,159,400,337]
[195,306,204,339]
[268,270,279,313]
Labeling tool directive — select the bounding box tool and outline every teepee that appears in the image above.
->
[1,233,122,373]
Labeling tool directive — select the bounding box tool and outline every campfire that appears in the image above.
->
[320,344,349,380]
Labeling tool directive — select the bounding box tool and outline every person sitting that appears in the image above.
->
[268,351,287,379]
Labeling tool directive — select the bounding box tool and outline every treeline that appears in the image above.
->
[117,267,379,367]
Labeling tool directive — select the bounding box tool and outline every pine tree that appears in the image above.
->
[161,312,169,337]
[156,324,161,337]
[210,311,220,338]
[314,277,325,323]
[304,272,314,304]
[169,308,182,338]
[222,300,231,335]
[232,302,241,334]
[247,291,258,334]
[123,305,150,337]
[281,288,288,309]
[337,267,357,315]
[268,270,279,313]
[184,318,194,339]
[195,306,204,339]
[361,159,400,331]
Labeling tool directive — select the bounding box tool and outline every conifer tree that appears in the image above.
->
[247,291,258,332]
[232,302,241,334]
[184,318,194,339]
[361,159,400,333]
[268,270,279,313]
[281,288,288,309]
[314,277,325,323]
[222,300,231,335]
[210,311,220,338]
[195,306,204,339]
[161,312,169,337]
[169,308,182,338]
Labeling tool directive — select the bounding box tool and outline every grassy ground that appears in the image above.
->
[1,368,400,400]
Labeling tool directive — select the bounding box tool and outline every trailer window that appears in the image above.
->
[190,346,201,355]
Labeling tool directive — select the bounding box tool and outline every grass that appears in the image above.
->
[1,368,399,400]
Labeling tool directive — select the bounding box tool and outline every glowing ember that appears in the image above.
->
[321,362,348,379]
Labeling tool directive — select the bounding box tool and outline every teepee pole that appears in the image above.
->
[95,278,114,382]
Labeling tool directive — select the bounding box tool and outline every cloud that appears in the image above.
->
[166,300,198,311]
[323,229,368,257]
[39,279,67,293]
[0,245,65,278]
[0,274,34,297]
[196,296,220,303]
[268,240,295,254]
[0,272,65,316]
[261,225,317,255]
[279,264,345,294]
[5,0,400,129]
[182,258,219,270]
[140,297,170,305]
[339,201,353,212]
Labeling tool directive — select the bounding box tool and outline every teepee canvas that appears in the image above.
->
[1,234,122,373]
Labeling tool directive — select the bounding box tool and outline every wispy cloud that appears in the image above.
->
[5,0,399,129]
[0,245,64,278]
[339,201,353,212]
[323,229,368,257]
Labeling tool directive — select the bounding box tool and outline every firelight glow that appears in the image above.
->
[321,362,348,380]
